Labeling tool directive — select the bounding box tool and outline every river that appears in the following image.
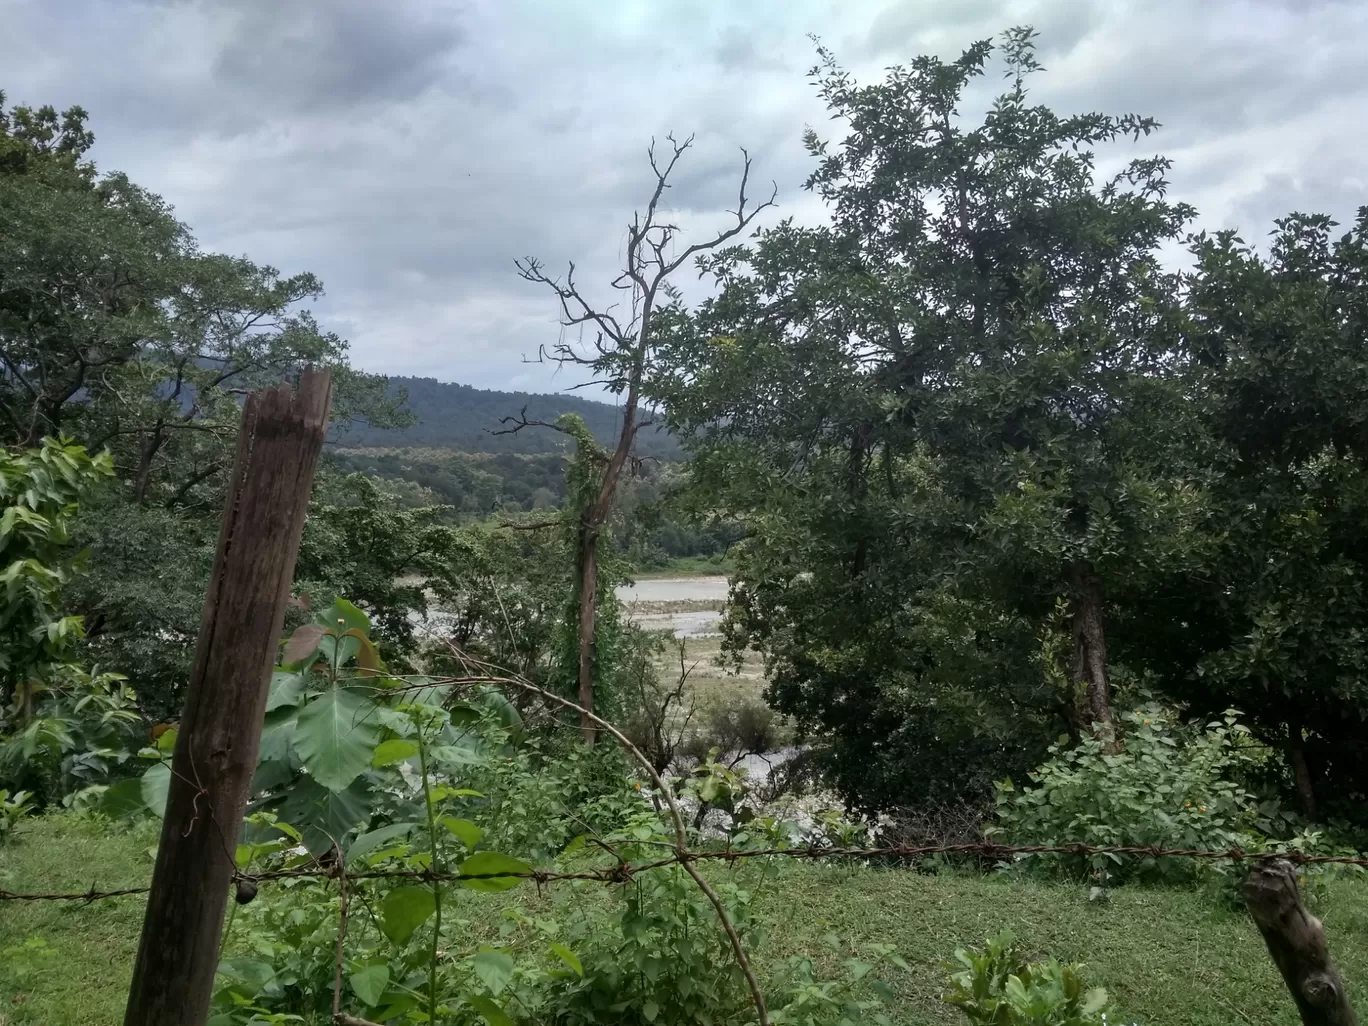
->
[616,575,729,637]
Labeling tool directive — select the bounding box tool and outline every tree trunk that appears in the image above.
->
[1068,560,1114,739]
[576,521,599,744]
[132,421,166,503]
[1289,741,1320,821]
[1245,859,1359,1025]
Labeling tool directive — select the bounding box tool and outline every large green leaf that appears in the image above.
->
[347,821,417,862]
[141,762,170,816]
[371,738,419,767]
[265,671,306,712]
[320,597,370,635]
[252,707,301,794]
[465,994,516,1026]
[458,851,532,892]
[349,964,390,1006]
[318,631,362,672]
[275,776,373,856]
[99,777,147,819]
[440,817,483,850]
[472,949,515,995]
[548,942,582,977]
[294,688,380,792]
[380,885,435,945]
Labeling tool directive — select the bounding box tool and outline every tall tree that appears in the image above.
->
[0,437,112,720]
[658,29,1205,805]
[504,135,774,740]
[0,92,408,715]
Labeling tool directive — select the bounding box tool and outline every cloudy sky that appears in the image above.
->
[4,0,1365,393]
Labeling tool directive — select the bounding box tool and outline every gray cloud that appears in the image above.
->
[1,0,1365,389]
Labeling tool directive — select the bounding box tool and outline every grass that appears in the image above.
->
[6,813,1368,1024]
[665,633,768,709]
[634,555,735,577]
[0,815,156,1026]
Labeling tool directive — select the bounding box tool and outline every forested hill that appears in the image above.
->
[334,376,681,458]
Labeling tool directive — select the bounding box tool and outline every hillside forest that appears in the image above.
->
[4,27,1368,1026]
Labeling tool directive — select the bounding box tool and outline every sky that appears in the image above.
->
[3,0,1365,394]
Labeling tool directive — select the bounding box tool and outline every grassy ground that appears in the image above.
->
[0,815,157,1026]
[4,813,1366,1024]
[634,555,735,577]
[665,633,768,709]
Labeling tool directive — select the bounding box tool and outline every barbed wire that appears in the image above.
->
[3,838,1361,905]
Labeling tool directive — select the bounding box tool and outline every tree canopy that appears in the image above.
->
[656,29,1368,818]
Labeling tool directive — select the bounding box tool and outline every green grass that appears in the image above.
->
[665,633,768,709]
[0,815,156,1026]
[635,555,735,577]
[5,814,1368,1024]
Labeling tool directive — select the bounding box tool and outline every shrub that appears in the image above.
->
[943,932,1111,1025]
[0,665,142,807]
[989,706,1264,885]
[0,788,33,840]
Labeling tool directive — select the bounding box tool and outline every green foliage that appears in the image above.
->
[990,708,1264,885]
[769,941,903,1026]
[1,89,408,721]
[943,932,1109,1025]
[0,93,404,477]
[330,447,572,516]
[1124,209,1368,821]
[655,27,1205,810]
[0,664,143,808]
[0,787,34,839]
[183,604,893,1026]
[0,438,112,700]
[62,498,213,721]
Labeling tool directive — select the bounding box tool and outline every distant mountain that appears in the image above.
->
[333,376,681,458]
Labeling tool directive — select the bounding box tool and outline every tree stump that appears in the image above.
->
[1244,859,1359,1026]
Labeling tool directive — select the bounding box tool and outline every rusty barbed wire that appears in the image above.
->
[3,838,1362,904]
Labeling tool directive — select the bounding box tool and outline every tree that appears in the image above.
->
[1123,209,1368,820]
[0,92,406,504]
[296,471,471,660]
[0,91,410,714]
[657,29,1205,806]
[505,135,774,740]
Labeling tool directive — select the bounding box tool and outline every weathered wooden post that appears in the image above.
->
[1245,859,1360,1026]
[123,369,333,1026]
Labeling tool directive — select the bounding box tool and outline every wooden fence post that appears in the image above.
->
[123,369,333,1026]
[1245,859,1360,1026]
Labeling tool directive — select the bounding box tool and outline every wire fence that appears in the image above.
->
[4,837,1364,905]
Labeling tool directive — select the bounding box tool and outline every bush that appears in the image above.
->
[682,696,782,768]
[0,665,143,807]
[943,931,1111,1025]
[989,706,1264,885]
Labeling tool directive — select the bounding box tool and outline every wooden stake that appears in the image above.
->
[1245,859,1360,1026]
[123,369,333,1026]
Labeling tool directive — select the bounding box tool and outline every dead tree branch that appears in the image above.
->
[510,134,774,743]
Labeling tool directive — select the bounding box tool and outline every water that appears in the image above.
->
[414,575,732,639]
[615,576,729,603]
[617,575,728,637]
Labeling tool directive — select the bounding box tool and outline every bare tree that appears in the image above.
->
[505,133,775,742]
[622,634,702,776]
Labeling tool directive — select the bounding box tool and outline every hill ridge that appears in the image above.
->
[335,375,680,458]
